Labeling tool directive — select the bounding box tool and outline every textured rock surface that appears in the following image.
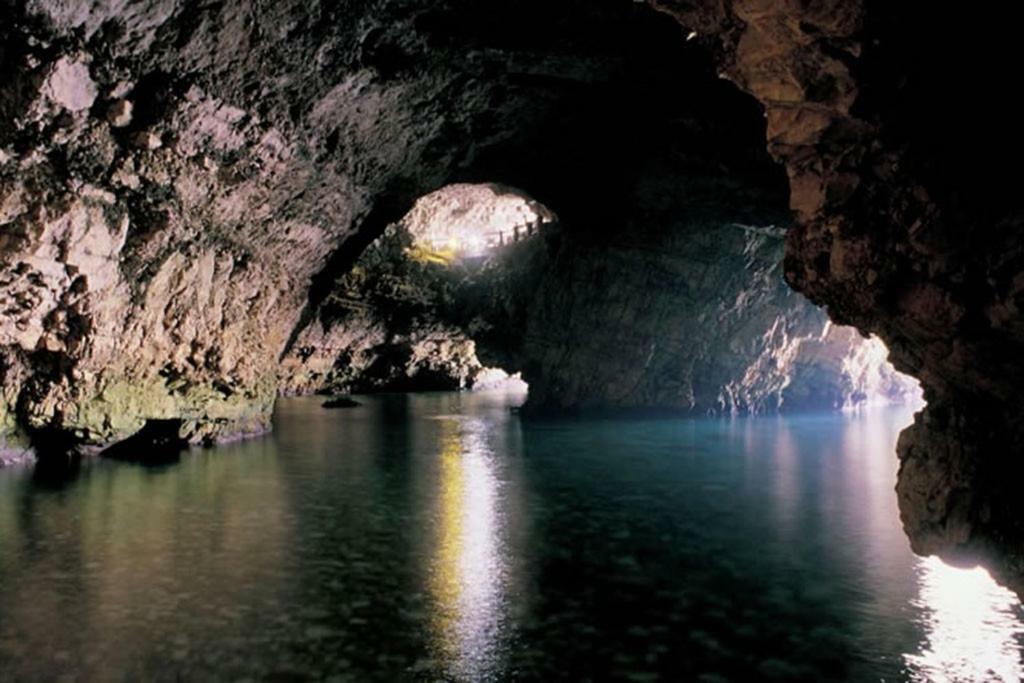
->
[522,223,807,413]
[289,185,917,415]
[783,325,915,411]
[499,222,916,415]
[280,184,553,396]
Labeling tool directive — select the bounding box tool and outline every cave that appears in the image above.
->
[278,182,549,397]
[2,0,1023,680]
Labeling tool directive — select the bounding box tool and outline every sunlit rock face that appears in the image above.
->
[401,183,556,259]
[783,326,920,412]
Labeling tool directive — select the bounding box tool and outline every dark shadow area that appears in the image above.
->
[25,427,84,489]
[439,4,786,243]
[322,396,361,409]
[99,419,187,466]
[282,186,436,361]
[30,452,82,490]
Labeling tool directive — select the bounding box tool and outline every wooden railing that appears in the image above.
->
[483,219,545,249]
[420,219,549,257]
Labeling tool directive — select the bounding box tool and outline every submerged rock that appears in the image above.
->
[322,397,361,409]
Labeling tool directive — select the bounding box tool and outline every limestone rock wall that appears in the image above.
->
[782,325,917,411]
[0,0,928,443]
[521,225,803,413]
[650,1,1024,586]
[285,203,917,416]
[2,0,773,453]
[519,223,917,415]
[0,2,360,449]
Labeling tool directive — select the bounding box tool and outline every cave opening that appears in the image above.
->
[279,182,548,399]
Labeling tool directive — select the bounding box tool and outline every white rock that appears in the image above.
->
[106,99,133,127]
[109,81,134,99]
[112,159,142,189]
[133,131,163,150]
[81,184,116,204]
[42,57,97,112]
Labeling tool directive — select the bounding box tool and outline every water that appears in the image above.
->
[1,392,1022,682]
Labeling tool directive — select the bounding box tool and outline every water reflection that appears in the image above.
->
[430,417,507,680]
[0,441,292,680]
[906,556,1024,682]
[3,397,1024,681]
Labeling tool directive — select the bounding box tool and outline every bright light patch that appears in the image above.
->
[430,419,506,680]
[905,556,1024,682]
[839,332,924,410]
[402,183,556,263]
[464,233,487,258]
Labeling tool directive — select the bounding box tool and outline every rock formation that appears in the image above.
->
[278,183,551,396]
[1,0,1022,590]
[649,1,1024,589]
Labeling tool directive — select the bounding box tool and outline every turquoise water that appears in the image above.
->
[1,392,1022,681]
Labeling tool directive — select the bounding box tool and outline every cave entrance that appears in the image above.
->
[403,183,557,267]
[281,175,922,413]
[279,183,554,398]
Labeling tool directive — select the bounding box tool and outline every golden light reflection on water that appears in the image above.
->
[906,556,1024,682]
[430,418,505,680]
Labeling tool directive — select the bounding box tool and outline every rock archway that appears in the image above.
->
[648,1,1024,589]
[278,182,551,396]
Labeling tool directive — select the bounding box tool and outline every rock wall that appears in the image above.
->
[649,1,1024,587]
[783,325,915,411]
[1,0,774,453]
[287,192,917,416]
[521,224,806,413]
[495,222,916,416]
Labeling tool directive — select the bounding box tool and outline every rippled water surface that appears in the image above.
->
[1,393,1023,681]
